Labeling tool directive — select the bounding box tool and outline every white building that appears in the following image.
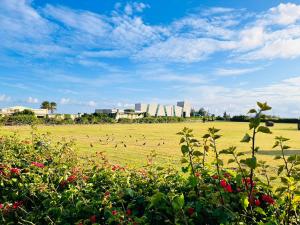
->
[134,101,191,117]
[0,106,48,118]
[95,109,122,114]
[177,101,191,117]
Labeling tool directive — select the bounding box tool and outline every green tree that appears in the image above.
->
[41,101,50,110]
[49,102,57,114]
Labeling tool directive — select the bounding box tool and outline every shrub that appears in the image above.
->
[0,102,299,224]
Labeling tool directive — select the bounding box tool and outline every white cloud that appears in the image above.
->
[87,101,96,107]
[136,37,235,63]
[215,67,262,76]
[2,1,300,64]
[0,94,10,102]
[27,96,38,104]
[172,76,300,117]
[60,98,71,105]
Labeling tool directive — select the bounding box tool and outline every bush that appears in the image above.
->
[6,115,40,125]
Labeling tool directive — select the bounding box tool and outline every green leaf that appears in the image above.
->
[241,133,251,143]
[257,102,272,111]
[237,152,245,157]
[150,192,165,207]
[181,158,188,164]
[245,157,257,169]
[181,145,189,155]
[277,165,284,176]
[193,151,203,157]
[240,195,249,209]
[202,134,210,139]
[179,137,185,144]
[228,159,235,164]
[172,194,184,210]
[249,118,260,130]
[248,109,257,114]
[258,127,271,135]
[255,207,266,215]
[287,155,296,162]
[274,155,281,160]
[257,126,272,134]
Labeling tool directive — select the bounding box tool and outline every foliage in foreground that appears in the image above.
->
[0,102,300,224]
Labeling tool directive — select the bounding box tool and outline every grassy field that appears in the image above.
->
[0,121,299,168]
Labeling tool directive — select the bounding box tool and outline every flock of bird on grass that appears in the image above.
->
[86,133,166,150]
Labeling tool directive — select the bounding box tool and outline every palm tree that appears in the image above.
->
[49,102,57,114]
[41,101,50,110]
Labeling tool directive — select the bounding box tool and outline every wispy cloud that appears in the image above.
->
[26,97,39,104]
[2,1,300,63]
[215,67,263,76]
[0,94,10,102]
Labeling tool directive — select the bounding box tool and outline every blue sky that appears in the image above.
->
[1,0,300,116]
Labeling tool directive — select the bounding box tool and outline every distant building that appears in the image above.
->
[95,109,122,114]
[95,108,144,120]
[134,101,191,117]
[177,101,191,118]
[0,106,48,118]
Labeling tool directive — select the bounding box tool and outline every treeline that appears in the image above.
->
[217,114,299,123]
[0,111,187,126]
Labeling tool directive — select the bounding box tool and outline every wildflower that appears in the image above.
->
[262,194,275,204]
[67,175,77,183]
[195,172,200,177]
[90,215,97,223]
[112,210,118,216]
[0,203,3,209]
[31,162,45,168]
[254,199,261,206]
[105,191,110,197]
[226,184,233,193]
[10,168,20,175]
[126,209,132,216]
[13,201,23,209]
[187,207,195,216]
[220,179,227,188]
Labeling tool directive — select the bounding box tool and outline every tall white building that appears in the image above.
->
[134,101,191,117]
[177,101,191,117]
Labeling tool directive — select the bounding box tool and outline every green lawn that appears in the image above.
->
[0,121,299,168]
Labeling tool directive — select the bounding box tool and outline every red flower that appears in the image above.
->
[112,210,117,216]
[31,162,45,168]
[262,194,275,204]
[126,209,132,216]
[226,184,233,193]
[220,179,227,188]
[195,172,200,177]
[13,201,23,209]
[187,207,195,216]
[67,175,77,183]
[0,203,3,209]
[254,199,261,206]
[90,215,97,223]
[105,191,110,197]
[10,168,20,175]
